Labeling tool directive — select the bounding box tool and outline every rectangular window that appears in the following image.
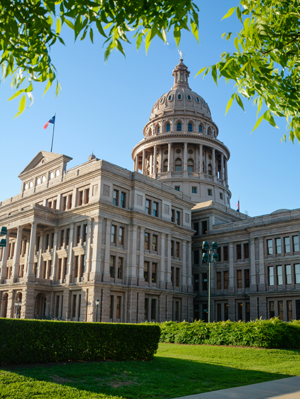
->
[217,247,221,262]
[287,300,292,321]
[109,296,114,319]
[202,303,208,322]
[45,234,49,250]
[217,303,222,321]
[194,303,199,320]
[76,225,81,245]
[145,233,149,250]
[194,274,199,291]
[153,202,158,217]
[57,258,62,280]
[48,201,52,208]
[62,196,67,211]
[286,265,291,285]
[244,243,249,259]
[276,238,281,254]
[113,190,119,206]
[277,265,283,285]
[295,264,300,284]
[144,298,149,320]
[145,199,151,215]
[84,188,89,204]
[223,246,228,261]
[110,256,115,278]
[111,225,116,244]
[144,261,149,282]
[176,242,180,258]
[152,235,158,252]
[120,192,126,208]
[284,237,290,253]
[220,192,223,200]
[116,296,121,319]
[171,267,174,285]
[171,240,174,256]
[296,300,300,320]
[293,236,299,252]
[278,301,283,320]
[151,299,156,320]
[237,270,242,289]
[119,227,124,246]
[194,250,199,264]
[66,228,70,246]
[83,224,87,243]
[117,258,123,279]
[269,266,274,286]
[78,191,83,206]
[193,222,199,235]
[236,244,242,260]
[53,199,57,209]
[152,263,157,283]
[246,302,250,322]
[171,209,175,222]
[224,303,228,320]
[60,230,64,248]
[245,269,250,288]
[238,303,243,320]
[74,255,79,278]
[72,295,77,318]
[68,194,72,209]
[217,272,221,290]
[174,186,180,191]
[224,271,229,289]
[208,189,212,196]
[36,236,40,252]
[192,187,197,194]
[175,268,180,287]
[269,301,275,318]
[176,211,180,226]
[267,239,273,255]
[201,220,208,235]
[202,273,208,290]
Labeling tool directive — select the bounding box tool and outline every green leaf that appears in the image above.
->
[96,20,107,38]
[235,94,245,111]
[56,18,61,35]
[190,21,199,43]
[236,7,243,23]
[145,29,152,54]
[195,66,207,77]
[264,110,279,128]
[257,97,263,117]
[251,113,265,133]
[90,28,94,43]
[64,19,75,30]
[234,37,240,52]
[211,65,218,86]
[43,79,52,96]
[174,26,181,48]
[222,7,236,20]
[14,95,26,118]
[225,94,235,115]
[136,32,143,50]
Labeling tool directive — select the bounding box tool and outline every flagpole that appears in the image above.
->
[50,113,56,152]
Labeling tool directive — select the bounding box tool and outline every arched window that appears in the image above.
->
[199,124,202,133]
[163,159,168,172]
[177,122,182,132]
[175,158,182,172]
[188,123,193,132]
[166,123,170,132]
[208,163,212,175]
[207,127,211,136]
[157,125,160,134]
[187,158,194,173]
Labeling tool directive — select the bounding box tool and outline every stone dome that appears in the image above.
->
[149,60,212,122]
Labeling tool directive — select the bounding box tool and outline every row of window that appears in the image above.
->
[267,236,299,255]
[269,264,300,286]
[154,121,211,135]
[24,169,60,190]
[47,187,91,211]
[194,269,250,291]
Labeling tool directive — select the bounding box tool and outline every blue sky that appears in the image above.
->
[1,1,299,217]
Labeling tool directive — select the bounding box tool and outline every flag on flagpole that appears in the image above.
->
[44,116,55,130]
[237,200,240,212]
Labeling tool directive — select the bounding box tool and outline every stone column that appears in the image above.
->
[134,155,138,172]
[250,238,257,291]
[159,233,166,288]
[65,223,74,283]
[167,235,172,288]
[0,231,10,282]
[90,217,103,282]
[259,237,265,291]
[195,146,199,174]
[24,239,29,274]
[26,222,37,281]
[167,143,172,176]
[50,227,59,280]
[37,234,44,278]
[149,151,153,176]
[221,153,224,182]
[83,219,92,281]
[212,148,216,180]
[139,227,145,284]
[153,145,157,178]
[142,149,145,174]
[12,226,23,280]
[127,225,138,285]
[183,142,188,174]
[225,158,228,186]
[199,144,203,175]
[228,243,234,293]
[182,240,187,290]
[103,218,111,282]
[187,241,192,290]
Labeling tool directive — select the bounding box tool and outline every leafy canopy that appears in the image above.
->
[198,0,300,142]
[0,0,199,117]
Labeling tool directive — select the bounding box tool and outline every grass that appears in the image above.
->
[1,343,300,399]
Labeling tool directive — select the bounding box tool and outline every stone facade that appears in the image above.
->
[1,58,299,323]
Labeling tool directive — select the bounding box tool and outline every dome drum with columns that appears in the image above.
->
[131,59,231,206]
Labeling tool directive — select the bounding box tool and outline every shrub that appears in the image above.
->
[0,319,161,366]
[158,319,300,349]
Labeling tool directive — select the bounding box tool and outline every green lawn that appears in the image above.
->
[1,343,300,399]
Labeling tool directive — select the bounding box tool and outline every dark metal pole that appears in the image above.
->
[96,304,98,322]
[208,249,211,323]
[50,113,56,152]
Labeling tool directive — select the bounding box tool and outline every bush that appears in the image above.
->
[0,319,161,366]
[158,319,300,349]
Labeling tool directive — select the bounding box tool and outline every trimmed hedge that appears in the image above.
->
[158,318,300,349]
[0,318,161,366]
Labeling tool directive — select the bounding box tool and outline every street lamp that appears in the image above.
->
[15,297,22,318]
[95,298,100,322]
[202,241,218,323]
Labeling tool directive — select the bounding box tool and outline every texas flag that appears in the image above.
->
[237,200,240,212]
[43,116,55,130]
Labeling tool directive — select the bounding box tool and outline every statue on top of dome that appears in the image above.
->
[178,49,184,60]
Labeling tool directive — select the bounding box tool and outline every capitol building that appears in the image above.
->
[0,59,299,323]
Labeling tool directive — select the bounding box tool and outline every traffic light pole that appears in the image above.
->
[208,250,211,323]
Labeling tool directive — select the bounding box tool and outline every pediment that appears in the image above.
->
[19,151,72,178]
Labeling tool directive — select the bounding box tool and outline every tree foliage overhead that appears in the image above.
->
[0,0,199,116]
[198,0,300,142]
